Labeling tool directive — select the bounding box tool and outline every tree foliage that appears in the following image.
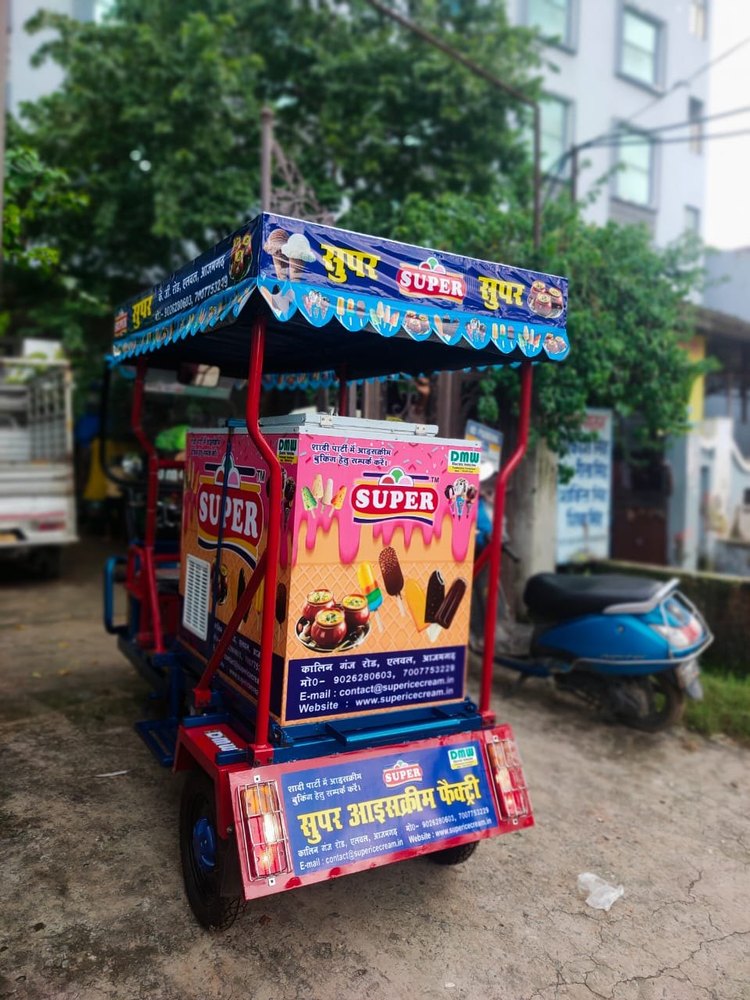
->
[391,191,707,453]
[7,0,706,449]
[1,123,102,351]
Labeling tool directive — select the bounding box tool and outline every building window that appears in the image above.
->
[689,0,708,40]
[615,127,654,207]
[689,97,704,154]
[685,206,701,235]
[526,0,575,49]
[620,8,663,89]
[540,95,573,177]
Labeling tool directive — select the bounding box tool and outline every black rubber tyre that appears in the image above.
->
[179,769,243,931]
[428,841,479,866]
[614,672,685,733]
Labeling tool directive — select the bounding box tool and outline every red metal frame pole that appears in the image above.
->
[246,316,282,763]
[479,362,533,722]
[131,360,165,652]
[193,550,268,708]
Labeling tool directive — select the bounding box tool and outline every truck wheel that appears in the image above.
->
[179,769,243,930]
[428,842,479,866]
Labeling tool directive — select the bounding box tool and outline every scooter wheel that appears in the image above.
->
[615,673,685,733]
[427,842,479,866]
[179,769,244,931]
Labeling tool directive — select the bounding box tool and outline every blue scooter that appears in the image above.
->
[493,571,711,731]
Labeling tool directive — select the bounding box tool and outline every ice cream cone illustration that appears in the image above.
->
[264,228,289,280]
[282,232,315,281]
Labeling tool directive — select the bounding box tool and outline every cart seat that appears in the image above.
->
[523,573,670,619]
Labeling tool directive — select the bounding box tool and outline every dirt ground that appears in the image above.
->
[1,540,749,1000]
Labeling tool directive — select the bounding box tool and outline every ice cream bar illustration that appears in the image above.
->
[323,477,334,507]
[379,546,405,615]
[331,486,347,510]
[404,579,427,631]
[275,582,287,624]
[301,485,317,510]
[425,570,445,623]
[436,578,467,628]
[254,579,265,615]
[356,561,384,632]
[312,474,324,501]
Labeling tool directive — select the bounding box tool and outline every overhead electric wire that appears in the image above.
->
[589,126,750,147]
[621,33,750,129]
[542,106,750,204]
[542,33,750,200]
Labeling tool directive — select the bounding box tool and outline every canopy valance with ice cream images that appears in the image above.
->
[110,213,569,380]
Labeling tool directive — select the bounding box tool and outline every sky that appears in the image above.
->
[704,1,750,249]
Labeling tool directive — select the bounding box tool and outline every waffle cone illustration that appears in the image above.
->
[264,228,290,280]
[288,258,306,281]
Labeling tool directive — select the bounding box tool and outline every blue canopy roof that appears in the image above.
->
[110,213,569,381]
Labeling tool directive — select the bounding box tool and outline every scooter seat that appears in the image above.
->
[523,573,669,619]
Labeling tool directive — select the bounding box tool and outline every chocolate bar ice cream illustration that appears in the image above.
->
[425,570,445,623]
[379,545,405,615]
[275,582,287,624]
[427,576,467,641]
[436,578,467,628]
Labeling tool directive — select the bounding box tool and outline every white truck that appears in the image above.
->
[0,358,77,578]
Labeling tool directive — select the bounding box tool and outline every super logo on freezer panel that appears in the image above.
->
[196,457,263,567]
[351,467,438,527]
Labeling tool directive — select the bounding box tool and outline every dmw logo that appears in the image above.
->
[448,746,479,770]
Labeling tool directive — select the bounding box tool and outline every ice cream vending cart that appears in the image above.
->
[103,212,569,929]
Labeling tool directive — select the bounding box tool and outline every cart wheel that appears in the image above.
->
[428,841,479,866]
[179,769,244,931]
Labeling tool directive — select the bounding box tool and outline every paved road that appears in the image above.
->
[1,542,748,1000]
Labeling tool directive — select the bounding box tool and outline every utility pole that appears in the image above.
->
[258,106,334,225]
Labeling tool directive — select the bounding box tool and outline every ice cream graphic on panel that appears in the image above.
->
[282,233,315,281]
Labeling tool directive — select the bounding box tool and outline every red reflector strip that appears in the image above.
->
[239,781,291,880]
[487,738,531,821]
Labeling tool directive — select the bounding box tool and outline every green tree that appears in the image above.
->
[391,191,707,454]
[1,125,101,355]
[11,0,706,449]
[20,0,538,292]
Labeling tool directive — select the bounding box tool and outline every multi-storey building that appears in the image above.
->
[506,0,710,248]
[7,1,110,115]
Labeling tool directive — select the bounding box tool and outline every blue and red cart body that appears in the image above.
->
[103,213,570,906]
[174,720,532,901]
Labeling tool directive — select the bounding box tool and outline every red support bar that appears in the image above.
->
[245,317,283,764]
[131,361,165,652]
[193,550,268,708]
[479,362,533,722]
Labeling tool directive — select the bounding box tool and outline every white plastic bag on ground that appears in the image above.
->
[577,872,624,911]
